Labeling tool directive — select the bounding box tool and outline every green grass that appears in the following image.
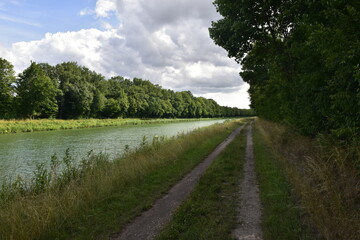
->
[0,118,217,134]
[156,127,247,240]
[253,122,312,240]
[0,120,245,240]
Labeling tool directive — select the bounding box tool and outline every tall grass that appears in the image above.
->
[0,119,244,240]
[253,125,314,240]
[0,118,215,134]
[255,119,360,240]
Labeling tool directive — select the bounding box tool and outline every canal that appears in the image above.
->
[0,119,225,181]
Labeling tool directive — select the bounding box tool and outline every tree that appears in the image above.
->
[210,0,360,140]
[102,76,129,118]
[1,59,249,120]
[171,92,186,117]
[56,62,94,119]
[0,58,16,118]
[16,62,61,118]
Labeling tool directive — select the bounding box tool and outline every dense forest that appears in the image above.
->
[0,58,254,119]
[210,0,359,142]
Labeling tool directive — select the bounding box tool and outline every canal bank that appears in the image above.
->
[0,119,226,181]
[0,119,245,240]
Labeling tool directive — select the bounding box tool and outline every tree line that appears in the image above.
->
[210,0,359,142]
[0,58,254,119]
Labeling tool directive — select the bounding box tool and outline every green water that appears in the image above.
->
[0,119,225,181]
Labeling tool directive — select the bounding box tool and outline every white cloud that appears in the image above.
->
[100,20,113,30]
[80,0,117,18]
[79,8,94,16]
[95,0,117,18]
[0,0,250,108]
[1,29,125,73]
[198,84,251,109]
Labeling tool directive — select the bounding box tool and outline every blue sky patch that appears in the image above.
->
[0,0,118,46]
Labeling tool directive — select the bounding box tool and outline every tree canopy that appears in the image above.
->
[0,58,16,119]
[0,58,255,120]
[210,0,360,141]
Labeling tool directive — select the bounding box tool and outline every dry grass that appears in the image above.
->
[0,120,244,239]
[255,119,360,240]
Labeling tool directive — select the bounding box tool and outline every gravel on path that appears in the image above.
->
[232,124,263,240]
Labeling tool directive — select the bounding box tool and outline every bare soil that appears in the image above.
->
[232,124,263,240]
[112,125,246,240]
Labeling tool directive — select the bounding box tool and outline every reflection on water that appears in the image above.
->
[0,119,224,180]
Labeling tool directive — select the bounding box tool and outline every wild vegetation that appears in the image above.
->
[0,58,254,120]
[255,119,359,240]
[0,118,212,134]
[253,122,314,240]
[210,0,359,143]
[0,120,244,240]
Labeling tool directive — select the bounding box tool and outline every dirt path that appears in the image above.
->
[232,124,263,240]
[113,125,246,240]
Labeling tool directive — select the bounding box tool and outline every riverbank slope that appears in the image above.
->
[0,118,223,134]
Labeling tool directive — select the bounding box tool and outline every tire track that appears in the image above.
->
[113,124,246,240]
[232,124,263,240]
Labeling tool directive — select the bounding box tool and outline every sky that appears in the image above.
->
[0,0,250,109]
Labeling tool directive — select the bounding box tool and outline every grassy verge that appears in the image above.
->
[156,126,247,240]
[0,120,244,240]
[0,118,218,134]
[253,122,313,240]
[255,119,359,240]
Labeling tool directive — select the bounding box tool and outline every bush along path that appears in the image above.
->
[232,124,263,240]
[113,124,247,240]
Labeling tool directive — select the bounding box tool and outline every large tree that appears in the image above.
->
[210,0,360,140]
[101,77,129,118]
[56,62,95,119]
[0,58,16,118]
[16,62,61,118]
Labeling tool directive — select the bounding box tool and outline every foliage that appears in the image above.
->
[16,62,61,118]
[210,0,360,142]
[0,60,255,120]
[0,58,16,118]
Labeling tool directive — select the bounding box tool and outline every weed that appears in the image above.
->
[32,162,50,194]
[253,124,314,240]
[255,119,359,240]
[141,135,148,146]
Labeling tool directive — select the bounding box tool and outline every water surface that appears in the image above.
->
[0,119,224,181]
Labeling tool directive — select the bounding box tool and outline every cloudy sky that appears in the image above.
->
[0,0,250,108]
